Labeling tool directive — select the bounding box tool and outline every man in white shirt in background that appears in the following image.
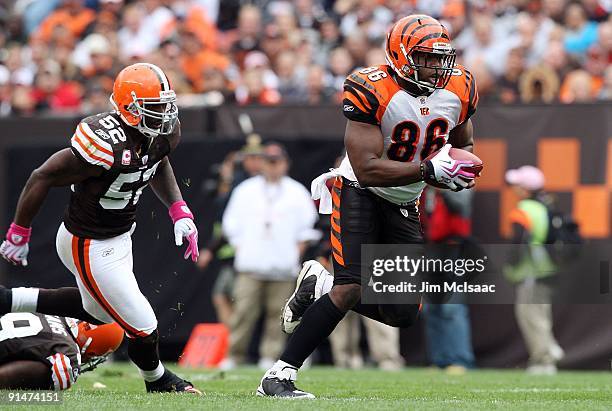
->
[221,142,319,369]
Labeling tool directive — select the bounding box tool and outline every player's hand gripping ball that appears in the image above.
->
[422,144,483,190]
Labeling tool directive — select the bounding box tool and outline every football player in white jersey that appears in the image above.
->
[258,15,480,398]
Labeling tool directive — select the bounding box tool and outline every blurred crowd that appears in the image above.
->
[0,0,609,116]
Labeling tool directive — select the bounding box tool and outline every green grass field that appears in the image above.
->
[3,364,612,410]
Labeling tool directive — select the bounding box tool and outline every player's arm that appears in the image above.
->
[14,149,102,227]
[448,118,474,153]
[1,149,101,266]
[345,120,422,187]
[0,360,53,390]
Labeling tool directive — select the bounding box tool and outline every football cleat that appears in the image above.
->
[256,366,315,399]
[145,369,202,395]
[281,260,333,334]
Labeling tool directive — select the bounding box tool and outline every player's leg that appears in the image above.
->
[0,285,104,324]
[258,178,379,398]
[65,228,200,394]
[352,198,424,327]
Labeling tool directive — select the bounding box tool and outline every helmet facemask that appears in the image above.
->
[126,90,179,138]
[397,43,456,92]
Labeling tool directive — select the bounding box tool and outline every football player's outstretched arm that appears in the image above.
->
[14,149,102,227]
[345,120,423,188]
[448,118,474,153]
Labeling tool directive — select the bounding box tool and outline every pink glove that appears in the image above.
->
[0,223,32,266]
[169,201,199,262]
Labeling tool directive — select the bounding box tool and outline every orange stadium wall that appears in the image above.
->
[0,103,611,369]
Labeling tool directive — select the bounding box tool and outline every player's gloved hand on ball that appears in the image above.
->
[169,201,199,262]
[421,144,477,191]
[0,222,31,266]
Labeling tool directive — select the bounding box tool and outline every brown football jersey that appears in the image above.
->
[0,313,80,390]
[65,111,178,239]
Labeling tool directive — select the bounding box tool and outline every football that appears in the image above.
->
[424,147,484,189]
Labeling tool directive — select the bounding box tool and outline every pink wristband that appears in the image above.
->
[169,201,194,224]
[7,222,31,245]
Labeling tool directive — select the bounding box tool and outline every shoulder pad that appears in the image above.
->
[445,65,479,124]
[342,65,400,125]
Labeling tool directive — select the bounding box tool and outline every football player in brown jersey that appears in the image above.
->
[258,15,480,398]
[0,313,123,390]
[0,63,201,394]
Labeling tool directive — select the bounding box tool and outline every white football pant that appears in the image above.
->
[56,223,157,337]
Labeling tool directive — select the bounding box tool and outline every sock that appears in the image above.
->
[280,294,345,368]
[139,362,165,382]
[271,360,296,372]
[11,287,39,312]
[128,329,164,381]
[37,288,103,324]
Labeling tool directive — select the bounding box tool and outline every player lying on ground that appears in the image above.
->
[0,63,201,394]
[0,311,122,390]
[257,14,480,398]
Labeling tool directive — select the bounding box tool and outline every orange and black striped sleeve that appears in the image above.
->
[462,68,479,124]
[342,72,383,126]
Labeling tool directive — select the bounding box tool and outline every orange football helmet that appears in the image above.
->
[74,321,124,360]
[110,63,178,137]
[385,14,456,91]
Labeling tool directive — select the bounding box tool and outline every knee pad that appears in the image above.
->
[379,304,420,328]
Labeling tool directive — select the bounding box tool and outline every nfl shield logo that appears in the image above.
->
[141,155,148,165]
[121,150,131,165]
[400,208,409,217]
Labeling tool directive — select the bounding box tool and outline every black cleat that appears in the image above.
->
[281,260,333,334]
[145,369,202,395]
[256,366,315,399]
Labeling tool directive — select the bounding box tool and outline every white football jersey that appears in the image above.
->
[339,64,478,205]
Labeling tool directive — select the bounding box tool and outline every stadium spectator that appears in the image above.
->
[328,47,354,91]
[339,0,393,41]
[599,65,612,100]
[563,2,599,57]
[559,68,599,102]
[179,27,230,93]
[30,59,80,112]
[117,4,159,61]
[221,143,318,369]
[235,67,281,105]
[495,47,526,104]
[504,166,565,375]
[519,65,561,103]
[229,4,262,68]
[301,64,336,104]
[33,0,95,44]
[274,50,305,102]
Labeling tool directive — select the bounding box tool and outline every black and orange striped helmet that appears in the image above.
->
[385,14,456,91]
[110,63,178,137]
